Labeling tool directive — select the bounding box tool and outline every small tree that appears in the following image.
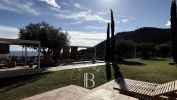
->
[171,0,177,63]
[70,47,78,60]
[139,43,156,59]
[115,40,136,58]
[156,43,171,57]
[19,22,69,65]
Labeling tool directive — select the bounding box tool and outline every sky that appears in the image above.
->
[0,0,172,49]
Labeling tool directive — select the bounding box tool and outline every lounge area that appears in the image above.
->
[0,38,40,69]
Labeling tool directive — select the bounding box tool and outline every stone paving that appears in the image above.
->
[0,61,105,78]
[81,81,137,100]
[23,81,137,100]
[23,85,90,100]
[46,62,105,72]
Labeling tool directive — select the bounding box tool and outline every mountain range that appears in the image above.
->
[88,27,171,59]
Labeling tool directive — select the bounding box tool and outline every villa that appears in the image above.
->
[0,0,177,100]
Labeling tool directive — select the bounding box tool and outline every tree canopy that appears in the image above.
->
[19,22,69,49]
[19,22,70,64]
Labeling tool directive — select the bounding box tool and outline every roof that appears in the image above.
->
[70,45,94,48]
[0,38,40,45]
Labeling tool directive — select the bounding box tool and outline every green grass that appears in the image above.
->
[1,58,177,100]
[0,66,107,100]
[119,58,177,83]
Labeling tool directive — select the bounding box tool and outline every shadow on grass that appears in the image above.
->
[168,62,177,68]
[0,66,107,93]
[0,72,51,92]
[114,65,128,91]
[142,58,167,61]
[119,60,145,66]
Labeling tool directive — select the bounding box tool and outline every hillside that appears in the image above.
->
[96,27,170,48]
[81,27,171,59]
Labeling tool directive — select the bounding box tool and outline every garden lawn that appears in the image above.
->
[1,58,177,100]
[0,66,107,100]
[119,58,177,83]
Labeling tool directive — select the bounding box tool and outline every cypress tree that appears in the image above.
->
[110,9,120,79]
[110,9,116,62]
[171,0,177,63]
[105,23,112,81]
[106,23,111,62]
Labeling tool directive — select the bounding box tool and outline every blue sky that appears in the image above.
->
[0,0,172,47]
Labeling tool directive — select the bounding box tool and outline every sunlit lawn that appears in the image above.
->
[0,66,107,100]
[0,58,177,100]
[119,58,177,83]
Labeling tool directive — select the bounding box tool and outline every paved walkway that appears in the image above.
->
[46,62,105,72]
[0,62,105,78]
[23,85,90,100]
[81,81,137,100]
[23,81,137,100]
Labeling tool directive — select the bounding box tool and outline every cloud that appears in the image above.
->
[0,25,105,47]
[61,2,69,6]
[70,21,83,25]
[68,31,106,47]
[57,9,109,23]
[39,0,60,9]
[121,19,129,23]
[97,11,107,16]
[74,3,82,9]
[73,3,88,10]
[0,0,39,16]
[165,20,171,27]
[84,25,105,30]
[54,2,109,24]
[0,25,19,39]
[118,16,135,24]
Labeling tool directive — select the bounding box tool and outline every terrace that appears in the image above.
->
[0,0,177,99]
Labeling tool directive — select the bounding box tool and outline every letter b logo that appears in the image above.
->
[84,73,95,89]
